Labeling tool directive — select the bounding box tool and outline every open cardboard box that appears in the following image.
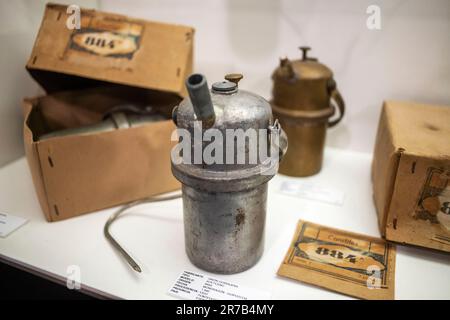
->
[23,3,194,221]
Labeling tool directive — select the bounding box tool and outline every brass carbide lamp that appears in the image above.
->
[270,46,345,176]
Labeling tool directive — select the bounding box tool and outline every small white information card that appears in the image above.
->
[168,270,271,300]
[0,212,28,238]
[279,180,345,206]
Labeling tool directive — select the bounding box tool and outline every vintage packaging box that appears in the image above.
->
[24,3,194,221]
[372,101,450,252]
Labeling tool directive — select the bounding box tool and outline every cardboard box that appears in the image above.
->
[372,101,450,252]
[24,3,194,221]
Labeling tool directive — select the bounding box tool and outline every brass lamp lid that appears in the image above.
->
[273,46,332,81]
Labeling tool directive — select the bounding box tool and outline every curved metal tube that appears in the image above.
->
[104,191,182,273]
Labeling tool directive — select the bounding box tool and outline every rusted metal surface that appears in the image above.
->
[172,73,287,274]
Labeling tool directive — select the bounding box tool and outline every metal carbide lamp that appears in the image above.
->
[271,46,345,177]
[171,73,287,274]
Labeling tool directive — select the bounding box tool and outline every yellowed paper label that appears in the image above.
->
[69,18,143,59]
[415,167,450,241]
[278,220,396,300]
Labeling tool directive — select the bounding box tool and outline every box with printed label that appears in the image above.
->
[372,101,450,252]
[23,3,194,221]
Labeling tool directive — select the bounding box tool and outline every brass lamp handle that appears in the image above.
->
[328,87,345,127]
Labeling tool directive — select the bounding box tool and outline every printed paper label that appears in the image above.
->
[168,270,271,300]
[415,167,450,240]
[0,212,28,238]
[68,18,143,59]
[278,220,396,300]
[279,181,345,206]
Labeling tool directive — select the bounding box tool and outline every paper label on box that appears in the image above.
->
[278,220,396,300]
[168,270,271,300]
[0,213,28,238]
[415,167,450,239]
[279,181,345,206]
[69,19,143,59]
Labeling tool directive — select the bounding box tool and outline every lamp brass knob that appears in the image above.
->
[299,46,311,60]
[225,73,243,85]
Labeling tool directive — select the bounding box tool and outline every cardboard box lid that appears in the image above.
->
[26,3,194,97]
[384,101,450,158]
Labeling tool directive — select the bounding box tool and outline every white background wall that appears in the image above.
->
[0,0,449,167]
